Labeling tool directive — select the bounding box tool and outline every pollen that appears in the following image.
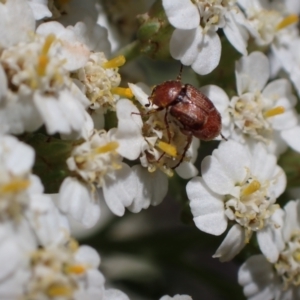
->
[111,87,133,98]
[46,284,73,297]
[64,264,86,275]
[41,34,56,55]
[276,14,299,30]
[156,141,177,157]
[0,179,30,194]
[37,54,49,76]
[103,55,126,69]
[264,106,285,118]
[241,180,261,196]
[95,141,119,154]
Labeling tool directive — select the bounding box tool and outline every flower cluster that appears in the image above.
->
[1,0,300,299]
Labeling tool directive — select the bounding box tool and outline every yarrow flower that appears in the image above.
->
[58,129,137,227]
[214,51,299,155]
[186,139,286,261]
[162,0,249,74]
[0,28,90,135]
[113,83,200,178]
[73,53,128,129]
[238,200,300,300]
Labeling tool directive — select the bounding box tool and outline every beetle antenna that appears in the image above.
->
[177,64,183,81]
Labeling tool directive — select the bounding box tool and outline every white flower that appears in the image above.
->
[163,0,249,75]
[238,0,299,47]
[238,200,300,300]
[73,52,126,129]
[0,32,90,135]
[58,129,137,227]
[26,241,105,299]
[217,51,299,155]
[186,139,286,261]
[113,83,200,179]
[0,0,35,48]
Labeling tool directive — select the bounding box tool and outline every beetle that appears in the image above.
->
[147,65,225,168]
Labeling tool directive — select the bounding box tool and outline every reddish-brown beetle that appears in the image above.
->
[147,65,225,168]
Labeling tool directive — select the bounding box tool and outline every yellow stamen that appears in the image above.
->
[0,179,30,194]
[264,106,285,118]
[95,141,119,154]
[41,34,56,55]
[67,238,79,252]
[64,264,86,275]
[276,14,299,30]
[37,54,49,76]
[103,55,126,69]
[156,141,177,157]
[111,87,133,98]
[293,249,300,262]
[242,180,261,196]
[47,284,72,297]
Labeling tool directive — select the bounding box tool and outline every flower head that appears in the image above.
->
[163,0,249,74]
[186,139,286,261]
[239,200,300,299]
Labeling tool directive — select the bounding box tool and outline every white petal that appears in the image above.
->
[238,255,277,300]
[271,109,298,131]
[271,165,286,199]
[256,209,284,263]
[28,0,52,20]
[162,0,199,30]
[199,85,230,114]
[129,165,168,213]
[249,142,277,181]
[235,51,269,95]
[2,136,34,175]
[102,163,135,216]
[201,155,235,195]
[33,93,70,134]
[75,245,100,268]
[0,227,21,281]
[223,10,248,55]
[37,21,90,71]
[283,200,300,242]
[103,289,130,300]
[175,161,198,179]
[160,295,192,300]
[58,177,100,228]
[186,177,227,235]
[213,224,245,261]
[263,79,297,106]
[112,99,145,160]
[170,28,199,66]
[214,140,250,184]
[0,65,7,100]
[0,0,35,47]
[27,194,69,246]
[191,30,221,75]
[281,125,300,153]
[73,19,110,55]
[128,83,151,107]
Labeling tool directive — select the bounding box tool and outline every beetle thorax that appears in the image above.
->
[150,80,182,108]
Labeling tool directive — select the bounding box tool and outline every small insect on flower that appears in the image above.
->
[147,65,225,168]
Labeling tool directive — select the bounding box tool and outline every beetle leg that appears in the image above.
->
[220,132,228,141]
[171,133,193,169]
[164,109,172,143]
[176,64,183,82]
[131,106,164,117]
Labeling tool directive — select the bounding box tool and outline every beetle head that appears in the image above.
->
[149,80,182,108]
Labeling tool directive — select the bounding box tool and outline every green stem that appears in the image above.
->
[117,40,141,62]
